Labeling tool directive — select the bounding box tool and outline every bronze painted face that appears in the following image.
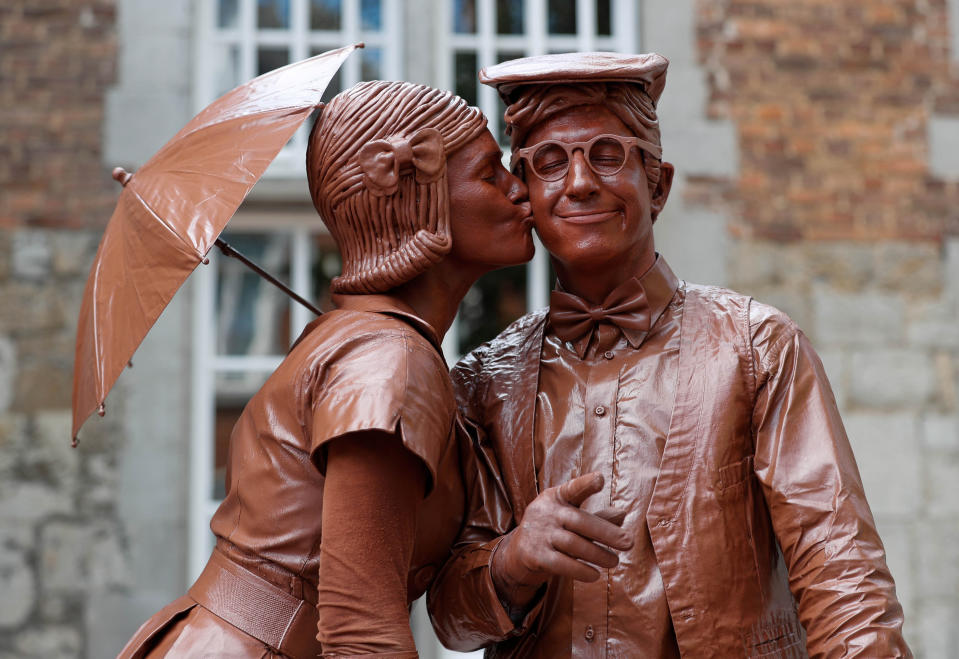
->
[523,105,671,278]
[446,130,535,270]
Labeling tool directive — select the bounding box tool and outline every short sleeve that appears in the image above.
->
[308,328,454,493]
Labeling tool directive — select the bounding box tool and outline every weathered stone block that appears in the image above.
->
[11,229,51,280]
[915,599,959,659]
[923,451,959,516]
[39,520,90,593]
[0,335,14,413]
[805,243,876,292]
[0,482,71,522]
[49,230,97,276]
[849,350,936,409]
[844,413,921,516]
[14,625,81,659]
[812,289,904,347]
[906,297,959,349]
[874,242,943,296]
[0,547,35,628]
[0,283,65,333]
[922,413,959,451]
[916,519,959,599]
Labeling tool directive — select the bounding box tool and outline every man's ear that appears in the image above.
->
[650,161,674,224]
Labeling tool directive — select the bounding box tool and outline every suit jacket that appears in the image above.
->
[429,282,910,658]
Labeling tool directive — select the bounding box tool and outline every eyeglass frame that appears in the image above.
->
[510,133,663,182]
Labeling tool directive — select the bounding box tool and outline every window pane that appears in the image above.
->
[257,46,289,75]
[547,0,576,34]
[497,0,523,34]
[361,0,382,30]
[258,0,290,28]
[215,232,292,356]
[453,0,477,34]
[597,0,611,36]
[361,47,383,80]
[457,265,528,355]
[454,50,478,106]
[212,43,242,97]
[217,0,240,29]
[310,234,341,313]
[311,0,342,30]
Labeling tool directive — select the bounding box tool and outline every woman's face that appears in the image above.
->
[446,130,535,270]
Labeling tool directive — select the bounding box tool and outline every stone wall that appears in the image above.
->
[695,0,959,655]
[0,2,128,657]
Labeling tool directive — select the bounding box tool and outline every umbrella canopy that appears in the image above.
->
[72,44,360,443]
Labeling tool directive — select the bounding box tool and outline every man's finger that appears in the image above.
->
[552,531,621,569]
[540,551,602,583]
[595,508,628,527]
[561,508,634,551]
[556,472,604,507]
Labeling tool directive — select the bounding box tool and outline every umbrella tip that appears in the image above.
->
[97,402,106,417]
[112,167,132,186]
[71,435,79,448]
[355,41,365,49]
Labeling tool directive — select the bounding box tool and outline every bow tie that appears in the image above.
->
[549,277,651,359]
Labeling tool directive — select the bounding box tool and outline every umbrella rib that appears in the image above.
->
[128,187,207,261]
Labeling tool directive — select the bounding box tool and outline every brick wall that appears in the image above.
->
[695,0,959,655]
[0,2,125,657]
[696,0,959,242]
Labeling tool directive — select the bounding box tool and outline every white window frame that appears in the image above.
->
[193,0,403,179]
[437,0,640,361]
[189,0,404,581]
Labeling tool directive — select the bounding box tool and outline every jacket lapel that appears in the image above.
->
[491,312,547,521]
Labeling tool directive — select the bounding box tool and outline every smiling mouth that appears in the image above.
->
[556,210,620,224]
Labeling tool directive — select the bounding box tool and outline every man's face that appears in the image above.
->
[521,105,670,276]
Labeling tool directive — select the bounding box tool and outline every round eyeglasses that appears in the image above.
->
[510,133,663,182]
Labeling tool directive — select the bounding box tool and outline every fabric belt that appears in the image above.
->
[188,548,321,659]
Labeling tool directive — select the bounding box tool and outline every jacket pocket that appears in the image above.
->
[742,611,807,658]
[715,454,754,494]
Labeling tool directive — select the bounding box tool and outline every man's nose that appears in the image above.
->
[563,149,599,199]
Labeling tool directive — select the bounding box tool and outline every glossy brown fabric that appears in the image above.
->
[527,258,680,656]
[119,296,464,658]
[72,45,357,440]
[430,261,910,658]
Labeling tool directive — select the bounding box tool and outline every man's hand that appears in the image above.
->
[490,472,633,613]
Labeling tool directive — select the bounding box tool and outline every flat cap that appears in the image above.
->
[479,51,669,106]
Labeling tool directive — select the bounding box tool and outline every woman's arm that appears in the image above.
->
[318,430,426,658]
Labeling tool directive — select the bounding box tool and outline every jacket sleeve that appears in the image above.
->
[427,351,544,651]
[750,304,911,658]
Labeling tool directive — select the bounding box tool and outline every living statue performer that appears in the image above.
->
[117,80,534,658]
[428,52,911,658]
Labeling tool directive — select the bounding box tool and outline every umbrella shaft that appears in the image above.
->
[213,238,322,317]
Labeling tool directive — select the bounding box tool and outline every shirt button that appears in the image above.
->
[603,350,614,360]
[594,405,606,417]
[585,624,594,641]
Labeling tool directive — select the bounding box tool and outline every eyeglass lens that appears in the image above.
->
[530,137,628,181]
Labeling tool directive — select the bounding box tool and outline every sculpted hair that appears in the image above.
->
[307,80,488,294]
[503,82,662,196]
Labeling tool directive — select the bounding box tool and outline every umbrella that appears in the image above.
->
[71,43,361,444]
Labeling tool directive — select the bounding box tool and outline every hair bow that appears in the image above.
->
[357,127,446,196]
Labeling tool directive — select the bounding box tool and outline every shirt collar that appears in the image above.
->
[330,293,445,357]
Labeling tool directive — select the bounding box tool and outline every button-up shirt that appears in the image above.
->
[532,257,681,657]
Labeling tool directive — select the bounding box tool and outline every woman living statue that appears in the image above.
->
[117,80,534,658]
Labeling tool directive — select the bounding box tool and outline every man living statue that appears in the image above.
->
[428,52,910,658]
